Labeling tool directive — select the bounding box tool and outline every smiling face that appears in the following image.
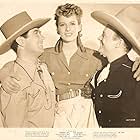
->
[57,15,81,43]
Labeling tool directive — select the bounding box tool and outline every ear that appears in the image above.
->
[115,38,123,48]
[16,36,25,47]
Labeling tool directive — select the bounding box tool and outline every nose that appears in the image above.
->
[98,35,103,53]
[66,25,70,31]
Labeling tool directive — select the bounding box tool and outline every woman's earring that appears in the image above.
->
[78,32,82,37]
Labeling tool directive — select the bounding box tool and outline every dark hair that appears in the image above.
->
[107,24,132,51]
[54,3,83,26]
[11,31,28,53]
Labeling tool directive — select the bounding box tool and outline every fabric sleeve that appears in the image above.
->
[135,82,140,126]
[0,61,14,83]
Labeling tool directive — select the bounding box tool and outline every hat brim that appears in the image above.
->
[91,11,140,55]
[0,18,50,54]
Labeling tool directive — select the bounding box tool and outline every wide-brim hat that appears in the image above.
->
[0,11,51,54]
[91,6,140,55]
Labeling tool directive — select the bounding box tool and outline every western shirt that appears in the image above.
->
[39,47,102,95]
[93,55,140,127]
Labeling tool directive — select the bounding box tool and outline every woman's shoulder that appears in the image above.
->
[84,47,96,54]
[39,47,57,63]
[85,47,108,69]
[43,47,56,54]
[84,47,101,61]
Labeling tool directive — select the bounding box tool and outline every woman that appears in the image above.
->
[40,3,102,128]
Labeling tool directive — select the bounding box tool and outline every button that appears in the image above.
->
[68,83,71,86]
[86,74,89,77]
[51,72,55,76]
[68,72,71,75]
[98,110,102,114]
[69,89,73,92]
[100,94,103,98]
[108,120,111,122]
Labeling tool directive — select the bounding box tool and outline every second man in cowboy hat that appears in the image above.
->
[0,11,56,127]
[91,6,140,127]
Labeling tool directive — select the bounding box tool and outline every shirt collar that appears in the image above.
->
[110,54,131,71]
[15,58,41,79]
[76,47,88,60]
[55,44,88,59]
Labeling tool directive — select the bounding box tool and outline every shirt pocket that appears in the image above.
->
[107,90,123,99]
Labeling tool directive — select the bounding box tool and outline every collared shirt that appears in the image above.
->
[1,58,56,127]
[39,47,102,95]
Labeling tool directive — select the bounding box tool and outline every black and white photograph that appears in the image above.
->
[0,0,140,139]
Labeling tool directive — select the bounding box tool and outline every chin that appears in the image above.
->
[61,35,76,42]
[63,38,76,43]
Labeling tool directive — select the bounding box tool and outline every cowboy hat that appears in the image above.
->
[91,6,140,55]
[0,11,51,54]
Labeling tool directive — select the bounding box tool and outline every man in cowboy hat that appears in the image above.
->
[91,6,140,127]
[0,11,56,127]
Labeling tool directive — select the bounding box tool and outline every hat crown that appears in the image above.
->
[116,6,140,39]
[1,11,32,38]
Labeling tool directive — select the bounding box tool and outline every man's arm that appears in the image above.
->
[135,81,140,126]
[0,62,20,93]
[0,62,12,83]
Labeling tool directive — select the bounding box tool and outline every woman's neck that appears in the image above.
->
[62,40,78,52]
[62,40,78,65]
